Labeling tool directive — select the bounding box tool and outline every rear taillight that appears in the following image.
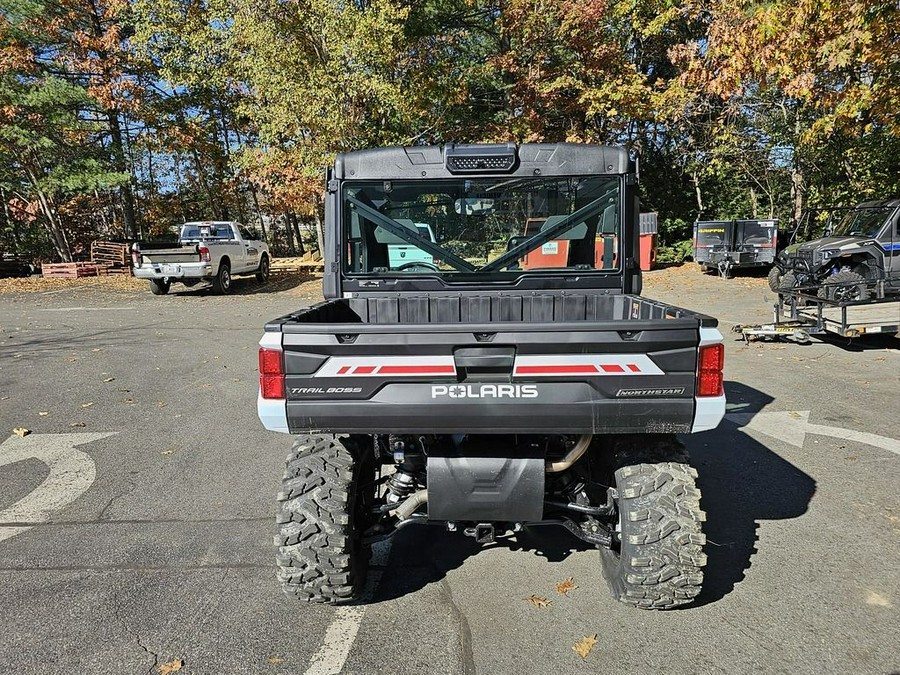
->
[131,249,141,267]
[697,343,724,397]
[259,348,285,399]
[199,245,211,263]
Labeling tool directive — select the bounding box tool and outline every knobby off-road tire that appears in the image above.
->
[275,435,373,604]
[817,270,869,302]
[600,440,707,609]
[148,279,170,295]
[767,267,783,292]
[212,260,231,295]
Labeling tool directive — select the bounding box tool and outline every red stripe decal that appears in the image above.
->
[600,364,625,373]
[337,366,351,375]
[353,366,376,374]
[627,364,641,372]
[378,365,456,375]
[515,365,599,375]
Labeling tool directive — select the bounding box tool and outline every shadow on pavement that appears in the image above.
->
[372,522,591,603]
[373,380,817,609]
[686,380,816,607]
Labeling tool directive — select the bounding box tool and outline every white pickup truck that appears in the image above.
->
[132,221,270,295]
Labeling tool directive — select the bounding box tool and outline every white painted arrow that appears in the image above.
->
[0,432,115,543]
[726,411,900,456]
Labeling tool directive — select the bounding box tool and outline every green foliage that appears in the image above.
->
[656,240,693,264]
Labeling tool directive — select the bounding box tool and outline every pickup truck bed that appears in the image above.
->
[260,293,722,436]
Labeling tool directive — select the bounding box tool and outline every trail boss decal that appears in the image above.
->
[431,384,539,399]
[292,387,363,395]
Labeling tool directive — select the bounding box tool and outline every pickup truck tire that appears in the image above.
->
[275,434,372,604]
[212,260,232,294]
[817,270,869,302]
[600,441,706,609]
[148,279,170,295]
[256,254,270,283]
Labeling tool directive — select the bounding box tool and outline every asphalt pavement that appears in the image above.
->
[0,269,897,675]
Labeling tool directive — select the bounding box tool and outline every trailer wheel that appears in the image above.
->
[767,267,782,292]
[255,254,270,283]
[275,435,374,604]
[818,270,869,302]
[149,279,170,295]
[211,260,231,294]
[600,444,706,609]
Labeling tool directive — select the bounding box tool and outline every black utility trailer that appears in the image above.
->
[693,219,778,277]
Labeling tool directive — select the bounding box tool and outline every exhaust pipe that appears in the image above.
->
[545,434,592,473]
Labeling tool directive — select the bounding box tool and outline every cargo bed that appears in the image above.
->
[259,293,723,436]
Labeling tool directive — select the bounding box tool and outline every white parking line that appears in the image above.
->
[303,540,392,675]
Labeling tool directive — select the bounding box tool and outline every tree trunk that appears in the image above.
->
[249,183,268,242]
[284,214,296,255]
[691,171,704,218]
[790,166,805,232]
[289,212,305,256]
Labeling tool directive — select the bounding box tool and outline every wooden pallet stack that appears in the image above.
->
[91,241,130,273]
[41,262,103,278]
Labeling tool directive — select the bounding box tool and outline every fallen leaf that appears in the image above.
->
[66,356,78,362]
[267,656,284,665]
[158,401,167,408]
[555,577,577,596]
[160,449,175,456]
[525,594,552,608]
[91,348,102,353]
[13,427,31,437]
[573,634,598,659]
[104,377,115,383]
[81,402,94,408]
[70,422,86,428]
[158,659,183,674]
[38,411,49,416]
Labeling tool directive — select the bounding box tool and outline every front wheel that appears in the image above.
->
[600,456,707,609]
[212,261,231,294]
[818,270,869,302]
[148,279,170,295]
[275,435,374,603]
[767,267,783,292]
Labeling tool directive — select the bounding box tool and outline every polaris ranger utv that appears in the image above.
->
[257,143,726,609]
[771,199,900,300]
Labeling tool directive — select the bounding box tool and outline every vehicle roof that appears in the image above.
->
[853,199,900,208]
[333,143,632,180]
[181,221,238,226]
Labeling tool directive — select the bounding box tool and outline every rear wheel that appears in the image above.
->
[255,254,270,283]
[212,261,231,294]
[275,435,374,603]
[818,270,869,302]
[149,279,170,295]
[767,267,783,292]
[600,438,706,609]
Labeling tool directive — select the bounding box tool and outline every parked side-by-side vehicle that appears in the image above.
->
[257,143,726,609]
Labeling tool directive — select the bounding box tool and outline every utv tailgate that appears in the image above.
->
[259,313,723,435]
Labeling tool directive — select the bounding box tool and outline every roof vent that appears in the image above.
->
[444,143,518,174]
